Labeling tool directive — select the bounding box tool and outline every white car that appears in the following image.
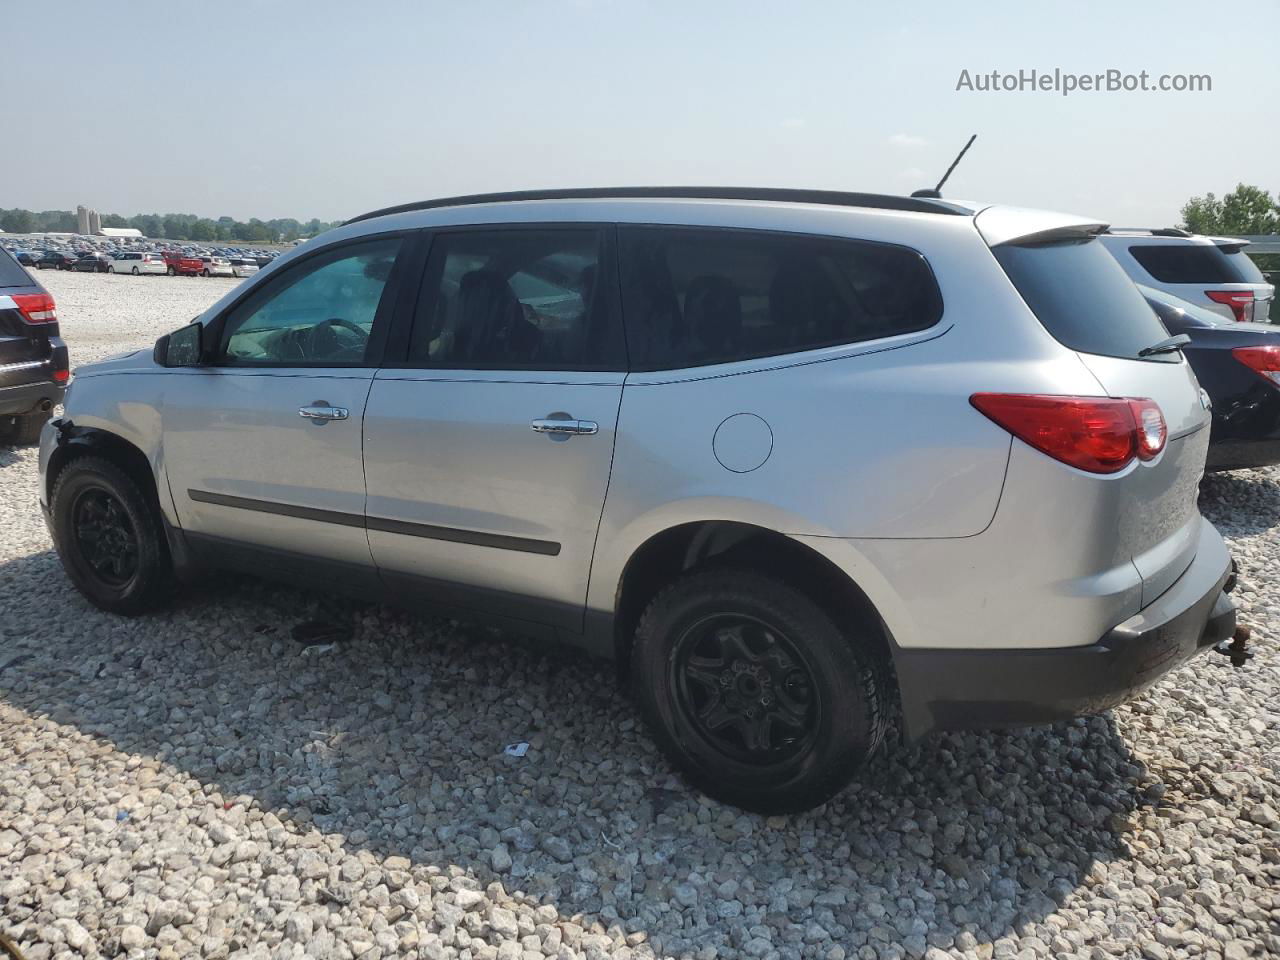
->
[1101,229,1275,324]
[230,258,259,278]
[200,256,235,278]
[107,252,166,276]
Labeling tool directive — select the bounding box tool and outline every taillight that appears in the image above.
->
[1205,290,1254,323]
[11,292,57,324]
[52,368,69,383]
[970,393,1166,474]
[1232,344,1280,387]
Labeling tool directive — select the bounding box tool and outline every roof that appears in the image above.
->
[345,186,974,226]
[98,227,144,238]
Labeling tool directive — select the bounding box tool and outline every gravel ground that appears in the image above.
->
[1,269,1277,960]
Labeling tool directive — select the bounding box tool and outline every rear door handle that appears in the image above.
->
[299,402,349,423]
[531,418,598,437]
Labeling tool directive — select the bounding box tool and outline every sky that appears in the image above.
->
[4,0,1278,228]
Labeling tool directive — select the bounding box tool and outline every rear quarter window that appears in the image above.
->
[994,237,1175,362]
[1128,244,1260,284]
[618,226,943,370]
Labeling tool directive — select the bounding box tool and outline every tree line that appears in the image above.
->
[0,208,339,243]
[1180,183,1278,272]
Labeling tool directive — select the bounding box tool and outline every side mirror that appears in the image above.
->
[154,321,204,367]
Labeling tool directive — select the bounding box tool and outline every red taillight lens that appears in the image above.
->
[1205,290,1254,323]
[1232,344,1280,387]
[52,368,69,383]
[11,292,57,324]
[970,393,1165,474]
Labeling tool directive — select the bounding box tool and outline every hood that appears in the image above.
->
[74,347,155,378]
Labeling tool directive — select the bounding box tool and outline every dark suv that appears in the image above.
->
[0,247,69,445]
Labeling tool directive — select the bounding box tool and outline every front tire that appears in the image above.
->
[167,266,176,276]
[630,568,888,814]
[107,265,115,273]
[51,457,173,615]
[131,266,139,275]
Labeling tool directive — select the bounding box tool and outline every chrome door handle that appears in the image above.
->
[299,402,349,423]
[531,418,598,437]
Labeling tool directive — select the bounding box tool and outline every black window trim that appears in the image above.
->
[382,221,629,374]
[202,230,418,370]
[616,221,946,373]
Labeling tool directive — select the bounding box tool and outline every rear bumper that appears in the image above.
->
[0,377,65,416]
[895,517,1236,739]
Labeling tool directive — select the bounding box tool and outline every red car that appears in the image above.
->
[161,251,205,277]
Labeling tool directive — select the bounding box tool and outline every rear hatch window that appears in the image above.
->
[1128,243,1261,284]
[0,248,33,288]
[993,237,1175,361]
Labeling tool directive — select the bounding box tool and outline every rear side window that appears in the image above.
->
[0,247,32,287]
[1128,244,1261,284]
[995,238,1175,361]
[408,228,625,370]
[618,226,942,370]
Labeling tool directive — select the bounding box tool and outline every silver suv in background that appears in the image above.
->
[1100,228,1275,323]
[39,188,1238,812]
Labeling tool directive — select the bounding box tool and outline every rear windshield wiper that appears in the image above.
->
[1138,334,1191,357]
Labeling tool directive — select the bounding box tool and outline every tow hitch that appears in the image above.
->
[1214,624,1253,668]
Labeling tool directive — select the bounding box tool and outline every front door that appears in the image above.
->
[362,226,627,631]
[163,235,409,580]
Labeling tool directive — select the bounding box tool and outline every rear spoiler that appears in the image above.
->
[974,206,1108,247]
[1209,236,1250,254]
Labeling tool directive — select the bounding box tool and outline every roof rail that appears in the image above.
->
[1106,227,1193,237]
[344,186,972,226]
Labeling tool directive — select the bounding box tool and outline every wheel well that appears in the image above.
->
[613,521,893,678]
[47,428,163,517]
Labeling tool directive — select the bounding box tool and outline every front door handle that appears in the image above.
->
[531,417,598,437]
[299,402,349,423]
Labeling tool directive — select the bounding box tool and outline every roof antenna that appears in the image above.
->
[911,134,976,199]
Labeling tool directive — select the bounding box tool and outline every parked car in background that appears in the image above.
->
[68,252,110,273]
[1102,229,1275,324]
[200,256,234,277]
[35,251,77,270]
[1140,284,1280,470]
[108,252,167,276]
[0,247,68,445]
[161,251,204,276]
[14,251,38,267]
[229,257,259,278]
[38,187,1238,813]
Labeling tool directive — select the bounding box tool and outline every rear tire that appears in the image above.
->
[167,266,176,276]
[630,568,888,814]
[0,411,49,447]
[51,456,174,615]
[107,266,115,274]
[131,266,139,275]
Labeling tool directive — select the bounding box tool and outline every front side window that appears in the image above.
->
[220,236,402,365]
[618,226,943,370]
[408,228,624,370]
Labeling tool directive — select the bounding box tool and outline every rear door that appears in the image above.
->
[162,234,409,583]
[362,225,627,631]
[989,231,1212,605]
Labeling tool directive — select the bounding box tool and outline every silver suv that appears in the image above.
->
[1100,228,1275,324]
[39,188,1238,813]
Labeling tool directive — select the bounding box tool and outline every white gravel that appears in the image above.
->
[1,269,1277,960]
